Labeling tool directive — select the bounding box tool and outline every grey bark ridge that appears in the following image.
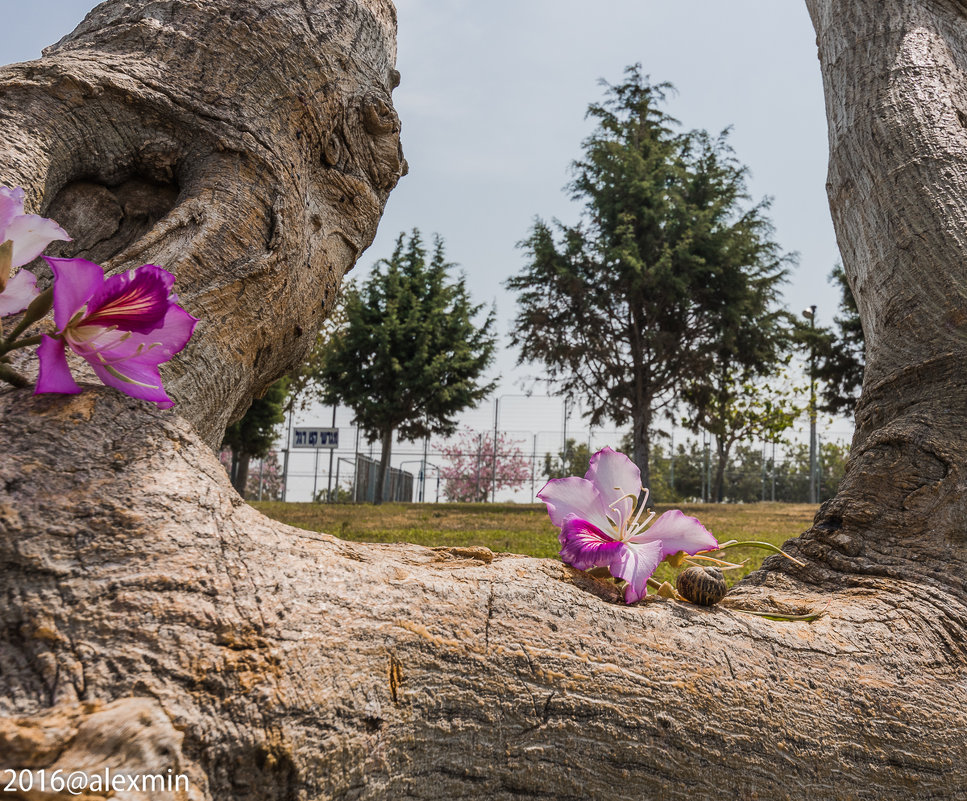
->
[2,0,967,799]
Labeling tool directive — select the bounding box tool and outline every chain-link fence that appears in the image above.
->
[266,396,854,505]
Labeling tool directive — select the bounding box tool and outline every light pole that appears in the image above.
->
[326,404,337,502]
[802,304,818,504]
[492,397,499,503]
[562,396,573,474]
[281,400,294,502]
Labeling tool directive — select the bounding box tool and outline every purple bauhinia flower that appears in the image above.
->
[35,257,197,409]
[538,446,718,603]
[0,186,71,316]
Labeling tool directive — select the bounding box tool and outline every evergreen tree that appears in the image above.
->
[674,130,796,501]
[683,371,802,502]
[221,378,288,496]
[319,230,497,503]
[541,438,592,480]
[285,281,351,414]
[814,264,865,416]
[507,66,791,487]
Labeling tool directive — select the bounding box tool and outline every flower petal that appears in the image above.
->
[0,270,39,317]
[585,446,642,532]
[609,539,663,604]
[90,304,197,365]
[45,257,105,331]
[538,476,614,534]
[558,517,624,570]
[132,303,197,360]
[35,335,82,395]
[630,509,719,559]
[78,303,196,409]
[0,186,26,235]
[4,214,70,268]
[87,353,173,408]
[83,265,175,333]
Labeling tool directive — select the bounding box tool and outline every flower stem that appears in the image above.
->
[0,334,42,357]
[0,362,30,388]
[3,286,52,345]
[684,553,747,569]
[728,607,825,622]
[710,540,805,567]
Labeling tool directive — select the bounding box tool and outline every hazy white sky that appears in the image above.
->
[5,2,847,497]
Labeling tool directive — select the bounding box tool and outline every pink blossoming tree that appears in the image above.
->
[438,430,531,502]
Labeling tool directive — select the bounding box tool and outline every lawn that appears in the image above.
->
[253,501,817,585]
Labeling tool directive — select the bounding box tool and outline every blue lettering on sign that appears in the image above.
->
[294,428,339,448]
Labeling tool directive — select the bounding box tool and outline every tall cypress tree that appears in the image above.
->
[320,230,497,503]
[677,131,796,501]
[507,66,791,487]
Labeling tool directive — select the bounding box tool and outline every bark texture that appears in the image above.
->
[3,1,967,800]
[1,0,404,448]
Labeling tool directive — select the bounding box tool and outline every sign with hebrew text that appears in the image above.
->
[292,428,339,448]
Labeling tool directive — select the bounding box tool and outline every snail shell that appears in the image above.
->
[676,566,727,606]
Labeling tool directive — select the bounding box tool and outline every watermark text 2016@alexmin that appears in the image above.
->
[3,768,190,795]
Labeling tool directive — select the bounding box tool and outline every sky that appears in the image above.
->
[5,2,851,499]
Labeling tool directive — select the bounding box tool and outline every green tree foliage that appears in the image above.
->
[319,230,497,503]
[684,373,802,502]
[765,440,850,503]
[541,438,593,481]
[285,282,351,414]
[507,66,792,487]
[811,264,865,416]
[644,438,850,504]
[675,132,796,501]
[221,378,288,496]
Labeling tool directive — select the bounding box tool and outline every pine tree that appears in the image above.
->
[320,230,497,503]
[507,66,792,487]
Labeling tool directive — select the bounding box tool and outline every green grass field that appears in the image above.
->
[254,501,817,585]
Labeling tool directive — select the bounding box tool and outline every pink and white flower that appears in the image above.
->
[35,257,197,408]
[538,446,718,603]
[0,186,71,316]
[0,269,42,318]
[0,186,71,270]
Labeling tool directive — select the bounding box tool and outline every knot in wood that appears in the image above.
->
[360,92,398,136]
[322,132,345,167]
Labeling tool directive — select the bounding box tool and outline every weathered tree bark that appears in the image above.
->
[0,0,404,449]
[3,1,967,799]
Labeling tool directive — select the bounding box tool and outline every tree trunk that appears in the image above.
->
[631,405,652,490]
[375,427,394,505]
[4,1,967,799]
[233,452,252,498]
[713,436,729,503]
